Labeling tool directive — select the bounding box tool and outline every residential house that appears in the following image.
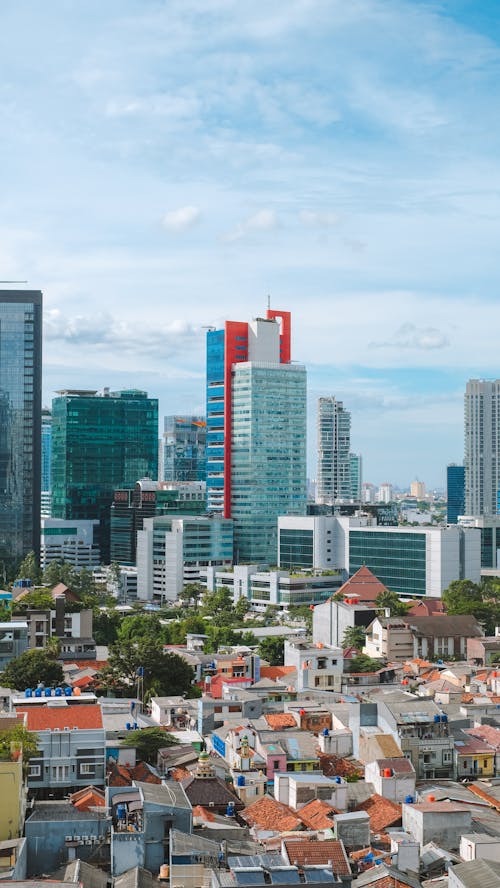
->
[16,704,105,798]
[453,730,495,780]
[281,838,352,881]
[402,800,472,850]
[24,800,110,876]
[274,772,348,811]
[448,859,500,888]
[377,699,454,780]
[0,738,26,840]
[364,757,416,803]
[0,623,28,671]
[180,752,242,815]
[12,596,95,660]
[465,725,500,775]
[312,566,384,648]
[468,635,500,665]
[284,639,343,692]
[365,614,483,662]
[364,617,414,661]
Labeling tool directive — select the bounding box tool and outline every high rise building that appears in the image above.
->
[317,397,351,503]
[447,464,465,524]
[410,479,426,500]
[51,389,158,562]
[206,309,307,563]
[161,415,206,482]
[41,408,52,517]
[465,380,500,516]
[349,453,362,501]
[0,290,42,568]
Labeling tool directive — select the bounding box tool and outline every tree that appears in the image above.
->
[16,551,41,586]
[93,610,120,645]
[179,583,203,609]
[122,727,177,764]
[103,637,195,698]
[117,614,169,646]
[2,649,64,690]
[12,590,54,612]
[442,578,500,635]
[347,654,381,673]
[257,636,285,666]
[0,723,39,775]
[201,586,233,616]
[342,625,366,650]
[375,590,410,617]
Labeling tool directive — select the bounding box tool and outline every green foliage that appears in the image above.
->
[342,625,366,650]
[375,589,411,617]
[347,654,381,673]
[442,578,500,635]
[12,590,54,612]
[93,610,121,645]
[2,648,64,690]
[179,583,203,608]
[122,726,177,764]
[257,636,285,666]
[102,637,195,698]
[16,551,41,585]
[117,614,170,645]
[287,604,313,633]
[0,723,39,774]
[201,586,233,616]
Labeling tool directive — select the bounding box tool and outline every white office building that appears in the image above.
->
[465,379,500,516]
[40,519,100,569]
[317,397,351,503]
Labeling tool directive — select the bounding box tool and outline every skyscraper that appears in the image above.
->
[0,290,42,568]
[206,309,307,563]
[447,464,465,524]
[41,408,52,517]
[464,379,500,516]
[349,453,362,501]
[317,397,351,503]
[161,415,206,482]
[51,389,158,562]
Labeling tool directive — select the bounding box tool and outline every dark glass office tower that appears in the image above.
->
[0,290,42,569]
[51,389,158,563]
[447,463,465,524]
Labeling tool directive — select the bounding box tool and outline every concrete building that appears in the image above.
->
[278,515,338,570]
[137,514,233,603]
[16,704,106,798]
[206,310,307,564]
[40,518,101,569]
[202,564,342,609]
[284,639,343,691]
[378,699,454,780]
[41,408,52,518]
[312,567,385,647]
[274,772,348,811]
[349,454,362,501]
[458,514,500,568]
[12,596,94,658]
[464,379,500,516]
[317,397,351,504]
[364,617,414,661]
[402,800,471,850]
[0,622,28,670]
[364,613,483,661]
[364,757,416,803]
[0,751,25,840]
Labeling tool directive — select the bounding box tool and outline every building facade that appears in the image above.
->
[201,563,342,608]
[278,515,337,570]
[51,389,158,562]
[317,397,351,504]
[0,290,42,567]
[40,518,101,569]
[206,310,306,564]
[349,453,362,501]
[136,514,233,602]
[447,464,465,524]
[464,379,500,516]
[161,415,206,482]
[41,408,52,517]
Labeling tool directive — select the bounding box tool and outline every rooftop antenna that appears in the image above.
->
[267,293,271,310]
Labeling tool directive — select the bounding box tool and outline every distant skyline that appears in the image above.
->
[2,1,500,487]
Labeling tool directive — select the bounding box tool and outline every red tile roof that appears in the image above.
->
[241,796,303,832]
[297,799,339,830]
[260,666,296,680]
[283,838,351,875]
[334,566,388,604]
[72,675,94,688]
[170,767,191,781]
[318,754,364,779]
[355,794,402,832]
[16,704,103,731]
[264,713,297,730]
[70,786,106,811]
[192,805,216,822]
[466,784,500,810]
[375,757,414,775]
[466,725,500,750]
[407,599,447,616]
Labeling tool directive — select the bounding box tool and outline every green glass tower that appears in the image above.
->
[51,389,158,562]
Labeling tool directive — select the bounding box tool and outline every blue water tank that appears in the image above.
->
[322,728,329,737]
[237,775,246,787]
[226,802,235,816]
[126,722,131,730]
[365,852,374,862]
[25,688,32,698]
[45,688,52,697]
[441,714,448,722]
[375,860,382,866]
[335,776,342,784]
[134,723,138,729]
[434,714,440,723]
[116,803,127,820]
[55,687,62,697]
[437,659,444,665]
[405,795,414,804]
[34,688,42,698]
[64,687,72,696]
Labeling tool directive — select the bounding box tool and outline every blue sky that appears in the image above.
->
[1,0,500,488]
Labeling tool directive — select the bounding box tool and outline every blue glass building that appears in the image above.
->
[0,290,42,567]
[447,464,465,524]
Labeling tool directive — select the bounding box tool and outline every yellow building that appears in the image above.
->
[455,737,495,780]
[0,757,24,840]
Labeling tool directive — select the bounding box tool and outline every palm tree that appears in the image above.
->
[342,625,366,650]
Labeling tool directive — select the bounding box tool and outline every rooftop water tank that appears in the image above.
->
[434,714,440,723]
[34,688,42,698]
[64,687,72,696]
[45,688,52,697]
[226,802,235,816]
[25,688,32,698]
[322,728,329,737]
[405,795,414,804]
[383,768,392,778]
[335,776,342,784]
[237,775,245,786]
[55,687,62,697]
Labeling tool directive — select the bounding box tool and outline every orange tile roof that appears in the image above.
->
[318,754,364,779]
[264,713,297,730]
[170,767,191,781]
[192,805,216,822]
[334,566,388,604]
[17,704,103,731]
[356,794,402,832]
[298,799,339,830]
[107,763,132,787]
[131,761,161,784]
[466,784,500,810]
[466,724,500,750]
[283,838,351,875]
[70,660,108,670]
[260,666,296,680]
[73,675,94,688]
[241,795,303,832]
[70,787,106,811]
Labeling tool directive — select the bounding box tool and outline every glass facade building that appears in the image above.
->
[279,528,314,569]
[41,408,52,517]
[464,379,500,516]
[0,290,42,568]
[51,389,158,563]
[349,453,362,501]
[447,464,465,524]
[162,415,206,482]
[349,529,427,597]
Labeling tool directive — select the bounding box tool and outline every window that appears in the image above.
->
[28,764,41,777]
[80,763,95,775]
[484,759,488,768]
[273,760,281,769]
[443,751,452,763]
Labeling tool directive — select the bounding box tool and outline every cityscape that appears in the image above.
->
[1,3,500,888]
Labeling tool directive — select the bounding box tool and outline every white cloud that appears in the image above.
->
[369,322,449,351]
[162,206,201,232]
[225,208,279,242]
[300,210,339,228]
